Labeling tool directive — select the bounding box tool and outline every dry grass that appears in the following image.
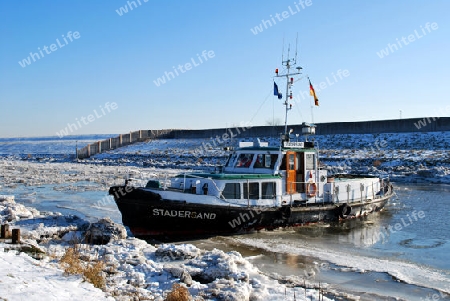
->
[165,283,192,301]
[60,246,84,275]
[59,245,106,289]
[83,260,106,288]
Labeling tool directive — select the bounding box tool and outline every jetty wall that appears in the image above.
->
[170,117,450,138]
[76,117,449,159]
[76,130,173,159]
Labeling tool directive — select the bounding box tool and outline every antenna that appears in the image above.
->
[275,37,303,137]
[294,33,299,64]
[287,44,290,63]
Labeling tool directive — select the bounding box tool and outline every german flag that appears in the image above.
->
[309,79,319,106]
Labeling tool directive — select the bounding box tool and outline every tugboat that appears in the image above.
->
[109,55,394,240]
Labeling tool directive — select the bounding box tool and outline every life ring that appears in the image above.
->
[306,182,317,197]
[339,204,352,219]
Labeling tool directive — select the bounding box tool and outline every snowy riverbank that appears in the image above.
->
[0,194,337,301]
[0,131,449,300]
[1,131,449,184]
[85,131,450,184]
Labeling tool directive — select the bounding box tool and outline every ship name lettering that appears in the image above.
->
[152,208,216,219]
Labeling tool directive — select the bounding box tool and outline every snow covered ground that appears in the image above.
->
[82,131,450,184]
[0,195,335,301]
[2,131,449,184]
[0,249,113,300]
[0,131,449,300]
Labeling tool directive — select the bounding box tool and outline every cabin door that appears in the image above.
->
[286,151,297,194]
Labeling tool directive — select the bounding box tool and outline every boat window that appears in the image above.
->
[244,182,259,199]
[226,153,237,167]
[289,153,295,170]
[305,153,316,170]
[254,154,264,168]
[224,154,233,167]
[254,154,279,169]
[236,154,254,168]
[270,154,278,168]
[280,155,286,170]
[262,182,276,199]
[222,183,241,199]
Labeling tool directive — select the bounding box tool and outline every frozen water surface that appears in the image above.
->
[0,133,449,300]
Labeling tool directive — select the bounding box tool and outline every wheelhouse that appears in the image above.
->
[165,138,326,207]
[223,139,325,200]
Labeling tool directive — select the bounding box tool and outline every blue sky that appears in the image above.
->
[0,0,449,137]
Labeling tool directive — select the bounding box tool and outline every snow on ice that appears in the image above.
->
[0,195,333,300]
[0,131,449,300]
[85,132,450,184]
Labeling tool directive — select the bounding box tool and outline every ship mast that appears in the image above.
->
[275,43,302,137]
